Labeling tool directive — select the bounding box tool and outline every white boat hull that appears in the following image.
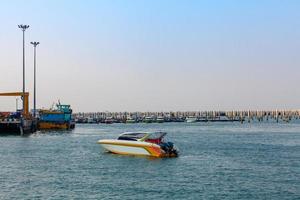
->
[98,139,164,157]
[101,144,151,156]
[186,117,197,123]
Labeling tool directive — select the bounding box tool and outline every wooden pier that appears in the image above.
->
[73,110,300,124]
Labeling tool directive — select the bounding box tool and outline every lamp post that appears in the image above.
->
[18,24,29,115]
[30,42,39,118]
[16,98,18,111]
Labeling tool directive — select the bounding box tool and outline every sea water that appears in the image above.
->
[0,122,299,199]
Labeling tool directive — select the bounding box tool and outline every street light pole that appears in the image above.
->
[16,98,18,111]
[30,42,39,118]
[18,24,29,116]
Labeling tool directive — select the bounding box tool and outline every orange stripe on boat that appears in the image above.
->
[145,146,163,157]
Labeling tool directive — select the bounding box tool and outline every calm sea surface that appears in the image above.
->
[0,122,300,200]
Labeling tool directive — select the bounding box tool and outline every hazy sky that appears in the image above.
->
[0,0,299,112]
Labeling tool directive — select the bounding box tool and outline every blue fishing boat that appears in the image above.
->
[38,102,75,130]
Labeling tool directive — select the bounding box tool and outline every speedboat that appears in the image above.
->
[97,131,178,157]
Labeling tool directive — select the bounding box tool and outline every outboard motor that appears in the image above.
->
[160,142,179,157]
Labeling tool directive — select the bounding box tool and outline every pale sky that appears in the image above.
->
[0,0,299,112]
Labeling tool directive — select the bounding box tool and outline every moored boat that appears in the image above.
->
[0,117,36,135]
[126,116,136,123]
[186,116,197,123]
[143,116,153,123]
[104,117,114,124]
[156,116,165,123]
[38,102,75,130]
[0,92,37,135]
[97,132,178,157]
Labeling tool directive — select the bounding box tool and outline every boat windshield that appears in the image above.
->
[117,132,167,142]
[146,132,166,140]
[118,132,148,141]
[144,132,166,144]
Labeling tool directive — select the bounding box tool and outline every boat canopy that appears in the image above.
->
[118,132,167,141]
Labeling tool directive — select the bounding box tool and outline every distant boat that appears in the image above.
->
[186,116,197,123]
[104,117,114,124]
[126,116,136,123]
[38,102,75,130]
[218,115,230,121]
[156,116,165,123]
[143,116,153,123]
[87,117,96,123]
